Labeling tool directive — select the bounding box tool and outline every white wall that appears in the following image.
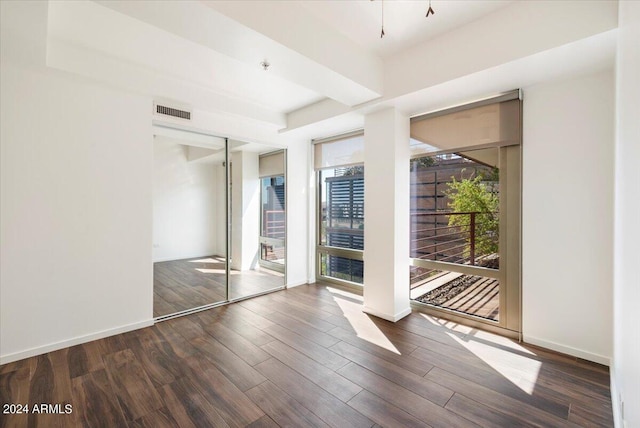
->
[153,140,220,262]
[522,70,614,365]
[0,61,154,363]
[612,2,640,427]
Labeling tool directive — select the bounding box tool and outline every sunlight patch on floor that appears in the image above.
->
[189,258,220,263]
[326,288,399,354]
[446,331,541,394]
[196,268,241,275]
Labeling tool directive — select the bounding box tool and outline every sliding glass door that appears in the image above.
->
[408,93,522,335]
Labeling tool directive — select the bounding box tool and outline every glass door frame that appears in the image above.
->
[408,144,521,337]
[259,157,287,275]
[153,122,288,322]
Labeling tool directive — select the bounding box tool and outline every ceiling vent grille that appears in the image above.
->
[155,103,191,120]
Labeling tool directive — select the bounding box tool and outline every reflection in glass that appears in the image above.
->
[260,176,285,268]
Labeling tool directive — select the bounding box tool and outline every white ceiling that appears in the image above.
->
[299,0,514,58]
[47,1,324,115]
[43,0,617,146]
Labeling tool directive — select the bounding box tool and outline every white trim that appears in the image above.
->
[610,365,624,428]
[362,306,412,322]
[523,335,611,366]
[153,253,219,263]
[0,319,154,365]
[285,280,309,289]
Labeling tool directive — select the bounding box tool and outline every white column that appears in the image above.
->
[231,150,260,271]
[363,107,411,321]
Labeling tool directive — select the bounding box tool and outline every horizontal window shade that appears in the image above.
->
[314,133,364,170]
[259,151,285,178]
[411,98,521,154]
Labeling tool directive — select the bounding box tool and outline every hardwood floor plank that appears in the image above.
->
[410,346,571,419]
[203,322,271,366]
[262,310,340,348]
[329,340,452,407]
[190,336,266,392]
[162,317,207,342]
[263,324,349,371]
[347,390,432,428]
[0,359,29,375]
[182,361,264,427]
[71,370,128,428]
[425,367,578,427]
[224,304,276,330]
[28,353,77,428]
[245,381,330,428]
[337,362,479,428]
[0,365,31,428]
[129,407,179,428]
[568,402,614,427]
[327,326,427,376]
[103,349,163,421]
[255,358,374,428]
[445,393,533,428]
[123,328,191,388]
[245,415,281,428]
[0,283,613,428]
[261,340,362,402]
[161,378,230,428]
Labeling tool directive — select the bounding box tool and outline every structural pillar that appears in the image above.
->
[363,107,411,321]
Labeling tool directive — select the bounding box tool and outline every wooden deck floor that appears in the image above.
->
[414,274,500,321]
[154,256,284,317]
[1,283,612,427]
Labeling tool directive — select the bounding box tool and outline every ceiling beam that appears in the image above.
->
[282,0,618,132]
[96,0,383,107]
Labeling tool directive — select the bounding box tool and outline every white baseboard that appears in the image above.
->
[286,280,309,288]
[153,252,219,263]
[363,306,412,322]
[0,319,154,365]
[610,365,624,428]
[523,335,611,366]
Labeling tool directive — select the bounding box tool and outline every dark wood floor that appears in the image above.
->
[1,283,613,427]
[154,256,284,317]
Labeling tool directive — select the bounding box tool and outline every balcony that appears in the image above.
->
[410,211,500,321]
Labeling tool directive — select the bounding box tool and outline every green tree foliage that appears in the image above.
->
[445,173,499,259]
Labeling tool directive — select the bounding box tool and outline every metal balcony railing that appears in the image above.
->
[410,211,498,286]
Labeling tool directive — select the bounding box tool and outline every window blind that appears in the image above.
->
[313,132,364,170]
[259,151,285,178]
[410,92,521,155]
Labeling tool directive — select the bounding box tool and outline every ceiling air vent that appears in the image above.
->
[155,103,191,121]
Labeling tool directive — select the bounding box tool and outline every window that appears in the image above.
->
[315,132,365,285]
[409,92,522,335]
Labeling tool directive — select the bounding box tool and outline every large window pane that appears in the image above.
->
[409,148,501,319]
[410,150,499,271]
[319,166,364,249]
[320,254,364,284]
